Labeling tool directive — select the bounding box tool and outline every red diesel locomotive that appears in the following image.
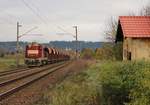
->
[25,43,70,66]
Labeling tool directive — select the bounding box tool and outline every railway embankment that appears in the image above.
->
[33,60,150,105]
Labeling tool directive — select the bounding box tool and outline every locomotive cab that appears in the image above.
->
[25,43,48,66]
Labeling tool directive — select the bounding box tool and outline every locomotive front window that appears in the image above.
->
[26,45,41,57]
[27,50,39,55]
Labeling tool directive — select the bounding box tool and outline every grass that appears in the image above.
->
[33,73,99,105]
[32,61,100,105]
[0,54,24,72]
[32,60,150,105]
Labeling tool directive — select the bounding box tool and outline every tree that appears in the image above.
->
[103,17,123,60]
[104,17,118,42]
[141,5,150,16]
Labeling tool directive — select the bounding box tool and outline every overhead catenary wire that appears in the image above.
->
[57,26,75,37]
[19,26,38,38]
[25,0,50,22]
[20,0,75,40]
[20,0,53,42]
[21,0,48,25]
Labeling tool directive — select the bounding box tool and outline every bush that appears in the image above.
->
[91,61,150,105]
[81,48,95,59]
[113,42,123,60]
[95,44,114,60]
[95,43,123,61]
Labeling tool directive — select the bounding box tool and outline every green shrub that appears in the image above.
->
[91,61,150,105]
[95,44,115,60]
[113,42,123,60]
[95,43,123,61]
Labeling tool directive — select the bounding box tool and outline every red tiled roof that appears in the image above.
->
[119,16,150,38]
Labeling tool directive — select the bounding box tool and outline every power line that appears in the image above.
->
[21,0,47,25]
[20,0,54,39]
[57,26,75,37]
[21,0,75,40]
[22,0,75,36]
[19,26,38,38]
[26,0,50,21]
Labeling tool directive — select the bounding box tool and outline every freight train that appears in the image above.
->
[25,42,70,66]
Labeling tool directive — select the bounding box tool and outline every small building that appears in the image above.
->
[116,16,150,60]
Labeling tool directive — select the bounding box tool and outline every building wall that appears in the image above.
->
[123,38,150,60]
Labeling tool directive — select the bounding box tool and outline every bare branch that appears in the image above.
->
[104,17,118,42]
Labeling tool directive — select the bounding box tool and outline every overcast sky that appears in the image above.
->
[0,0,149,42]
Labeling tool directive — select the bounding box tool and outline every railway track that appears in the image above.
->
[0,61,70,101]
[0,64,60,83]
[0,67,31,77]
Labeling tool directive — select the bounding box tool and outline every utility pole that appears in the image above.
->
[16,22,22,67]
[16,22,38,67]
[73,26,78,59]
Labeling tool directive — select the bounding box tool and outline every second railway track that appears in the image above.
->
[0,67,31,77]
[0,62,65,83]
[0,61,70,101]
